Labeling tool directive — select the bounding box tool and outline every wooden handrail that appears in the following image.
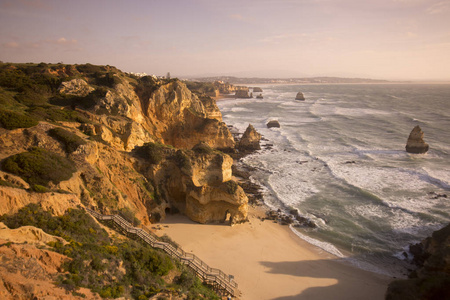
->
[85,208,240,297]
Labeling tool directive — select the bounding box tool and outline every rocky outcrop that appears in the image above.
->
[0,186,82,216]
[58,78,94,97]
[1,64,247,227]
[136,143,248,224]
[142,81,235,150]
[238,124,261,151]
[267,120,280,128]
[0,222,68,246]
[256,94,263,99]
[295,92,305,100]
[0,240,100,300]
[386,223,450,300]
[186,182,248,224]
[406,125,429,154]
[253,87,263,92]
[235,89,252,98]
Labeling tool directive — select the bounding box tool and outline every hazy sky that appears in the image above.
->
[1,0,449,80]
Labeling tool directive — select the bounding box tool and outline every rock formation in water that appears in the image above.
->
[235,89,252,98]
[295,92,305,100]
[238,124,261,151]
[267,120,281,128]
[386,223,450,300]
[406,125,429,154]
[256,94,263,99]
[253,87,263,92]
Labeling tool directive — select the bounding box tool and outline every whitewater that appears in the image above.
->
[217,83,450,276]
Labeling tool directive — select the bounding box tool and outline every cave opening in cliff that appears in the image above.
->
[224,210,231,223]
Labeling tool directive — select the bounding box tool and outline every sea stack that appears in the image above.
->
[266,120,280,128]
[253,87,263,92]
[238,124,261,151]
[295,92,305,100]
[235,89,252,98]
[406,125,429,154]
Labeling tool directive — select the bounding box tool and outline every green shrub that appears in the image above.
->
[173,150,191,170]
[14,88,48,106]
[223,180,238,195]
[192,142,213,155]
[117,207,141,227]
[95,72,121,88]
[75,63,107,74]
[49,127,87,153]
[135,76,161,101]
[135,142,165,165]
[0,88,21,109]
[0,204,218,299]
[27,106,90,123]
[2,147,76,186]
[0,109,38,129]
[32,184,48,193]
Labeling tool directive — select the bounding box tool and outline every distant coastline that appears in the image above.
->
[190,75,450,86]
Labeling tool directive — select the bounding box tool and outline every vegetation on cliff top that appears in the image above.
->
[0,62,121,129]
[1,147,76,186]
[0,204,220,299]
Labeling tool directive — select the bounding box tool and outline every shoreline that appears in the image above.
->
[156,206,392,300]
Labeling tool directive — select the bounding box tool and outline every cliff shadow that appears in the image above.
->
[259,257,394,300]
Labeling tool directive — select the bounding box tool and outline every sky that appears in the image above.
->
[1,0,450,80]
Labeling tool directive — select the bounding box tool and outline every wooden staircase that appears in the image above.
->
[86,208,241,298]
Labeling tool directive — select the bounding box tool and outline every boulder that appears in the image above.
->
[235,89,252,98]
[267,120,280,128]
[386,223,450,299]
[253,87,263,92]
[238,124,261,151]
[58,78,94,97]
[406,125,429,154]
[295,92,305,100]
[256,94,263,99]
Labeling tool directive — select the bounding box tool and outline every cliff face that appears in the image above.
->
[135,143,247,224]
[386,223,450,300]
[0,63,246,226]
[0,63,237,300]
[81,78,235,151]
[0,239,100,300]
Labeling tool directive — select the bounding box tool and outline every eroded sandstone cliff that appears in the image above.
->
[0,63,246,226]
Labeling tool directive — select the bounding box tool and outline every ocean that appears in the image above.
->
[217,83,450,277]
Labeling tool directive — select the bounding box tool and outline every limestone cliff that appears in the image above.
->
[0,63,246,227]
[0,62,243,300]
[134,142,248,224]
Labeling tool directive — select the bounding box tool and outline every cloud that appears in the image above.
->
[54,37,78,45]
[229,14,244,20]
[427,1,450,14]
[3,41,19,48]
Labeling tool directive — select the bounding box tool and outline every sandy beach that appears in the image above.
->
[156,207,392,300]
